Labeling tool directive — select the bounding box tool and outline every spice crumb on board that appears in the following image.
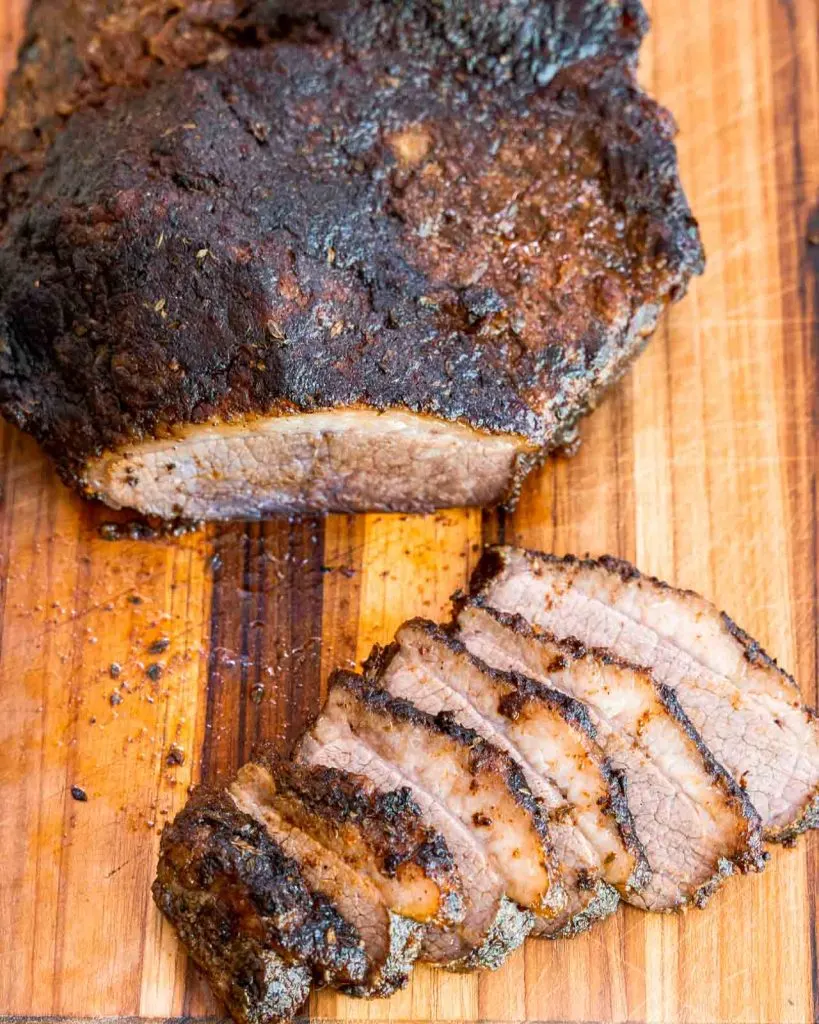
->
[166,744,186,766]
[70,786,88,802]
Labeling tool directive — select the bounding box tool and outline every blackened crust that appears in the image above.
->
[598,763,652,894]
[0,0,703,504]
[720,611,799,689]
[248,748,462,920]
[651,683,767,881]
[328,670,552,852]
[152,787,370,1017]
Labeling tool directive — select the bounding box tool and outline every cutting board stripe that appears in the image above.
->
[200,520,327,781]
[766,2,819,1020]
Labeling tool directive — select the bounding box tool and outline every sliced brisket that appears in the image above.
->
[296,671,565,968]
[153,788,370,1023]
[368,619,649,936]
[243,750,464,928]
[457,602,766,910]
[0,0,703,517]
[471,548,819,841]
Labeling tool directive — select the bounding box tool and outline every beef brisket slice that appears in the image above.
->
[369,619,649,937]
[472,548,819,840]
[245,750,464,927]
[457,602,766,911]
[0,0,703,518]
[152,788,372,1023]
[295,671,564,968]
[227,765,421,998]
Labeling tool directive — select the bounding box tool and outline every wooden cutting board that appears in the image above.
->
[0,1,816,1022]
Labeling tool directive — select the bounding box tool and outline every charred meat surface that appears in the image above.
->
[155,757,469,1013]
[153,788,372,1023]
[244,750,464,927]
[295,671,565,968]
[0,0,703,517]
[227,768,421,998]
[457,602,766,911]
[471,548,819,840]
[368,618,649,936]
[296,713,531,970]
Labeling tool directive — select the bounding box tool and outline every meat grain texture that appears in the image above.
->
[470,547,819,841]
[367,618,650,934]
[0,0,703,517]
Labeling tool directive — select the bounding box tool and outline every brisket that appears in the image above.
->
[295,671,565,967]
[457,601,766,910]
[0,0,703,517]
[153,788,371,1022]
[471,548,819,841]
[368,619,649,935]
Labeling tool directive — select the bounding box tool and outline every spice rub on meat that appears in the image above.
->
[0,0,703,517]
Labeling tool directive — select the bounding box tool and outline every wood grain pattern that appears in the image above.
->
[0,1,816,1021]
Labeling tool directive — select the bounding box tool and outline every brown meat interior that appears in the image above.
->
[81,409,531,519]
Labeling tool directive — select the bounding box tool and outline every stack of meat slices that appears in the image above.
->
[154,548,819,1024]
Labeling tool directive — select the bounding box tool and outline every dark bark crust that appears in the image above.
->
[0,0,703,505]
[247,748,464,925]
[152,787,371,1022]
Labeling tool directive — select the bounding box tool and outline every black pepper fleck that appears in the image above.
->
[71,786,88,802]
[166,744,186,766]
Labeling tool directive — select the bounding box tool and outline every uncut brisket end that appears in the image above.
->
[0,0,704,518]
